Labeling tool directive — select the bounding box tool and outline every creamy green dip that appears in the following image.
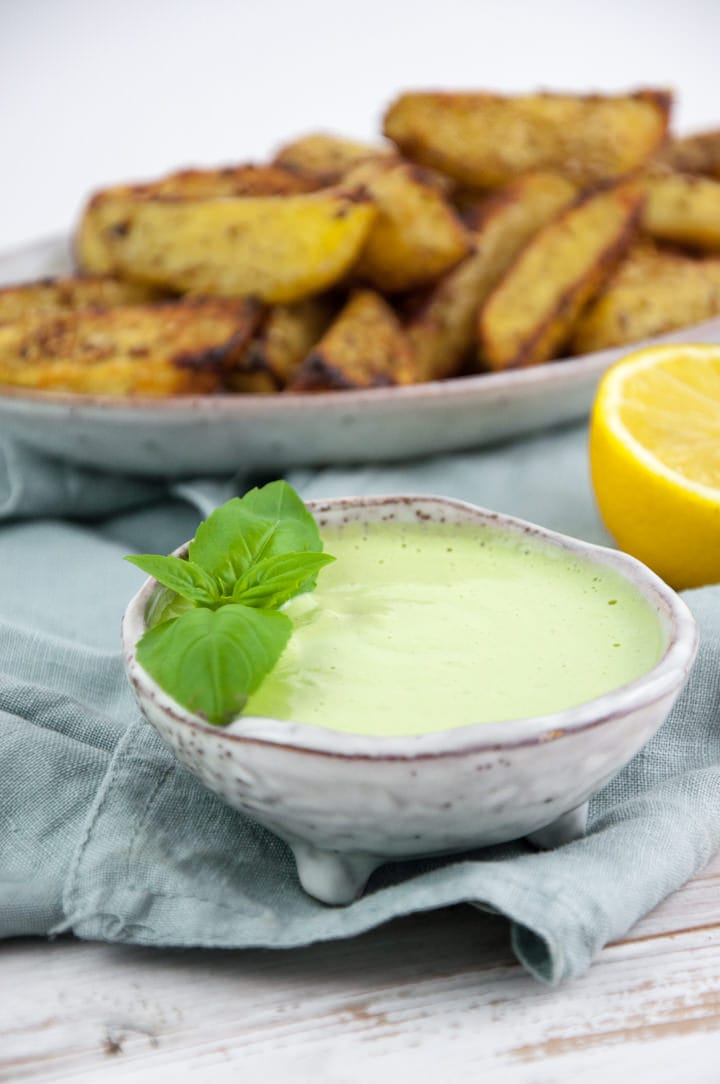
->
[243,520,664,736]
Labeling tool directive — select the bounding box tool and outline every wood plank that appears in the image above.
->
[2,852,720,1083]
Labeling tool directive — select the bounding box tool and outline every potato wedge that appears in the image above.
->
[571,244,720,353]
[76,165,320,275]
[656,129,720,179]
[291,289,416,390]
[273,132,394,184]
[142,163,319,198]
[407,172,577,380]
[642,170,720,250]
[227,297,337,393]
[384,90,671,187]
[0,298,260,396]
[76,187,376,303]
[346,160,470,292]
[478,184,644,370]
[0,275,166,325]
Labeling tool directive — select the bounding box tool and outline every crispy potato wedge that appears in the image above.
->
[571,243,720,352]
[641,170,720,250]
[384,90,671,187]
[273,132,394,184]
[346,160,470,292]
[76,165,320,274]
[76,187,377,303]
[0,298,260,396]
[227,297,337,393]
[291,289,416,390]
[407,172,577,380]
[142,163,319,198]
[478,184,644,370]
[656,129,720,179]
[0,275,166,325]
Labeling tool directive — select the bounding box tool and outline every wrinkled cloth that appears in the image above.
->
[1,425,718,985]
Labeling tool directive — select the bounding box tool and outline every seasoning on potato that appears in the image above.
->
[346,158,471,292]
[0,275,168,325]
[0,298,261,395]
[641,170,720,251]
[406,171,578,381]
[291,289,416,390]
[657,128,720,180]
[272,132,395,184]
[77,186,377,304]
[383,90,672,187]
[2,83,719,401]
[571,244,720,353]
[478,184,644,370]
[227,297,338,393]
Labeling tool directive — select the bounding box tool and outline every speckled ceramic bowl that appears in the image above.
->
[122,496,698,905]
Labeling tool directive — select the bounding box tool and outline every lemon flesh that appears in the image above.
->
[590,343,720,589]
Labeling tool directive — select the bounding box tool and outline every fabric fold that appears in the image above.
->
[1,427,719,984]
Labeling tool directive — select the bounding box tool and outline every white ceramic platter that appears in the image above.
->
[2,236,720,478]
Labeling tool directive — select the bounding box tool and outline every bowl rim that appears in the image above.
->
[121,493,698,760]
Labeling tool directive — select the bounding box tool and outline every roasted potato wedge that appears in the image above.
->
[384,90,671,187]
[407,172,577,380]
[273,132,394,184]
[571,244,720,352]
[291,289,416,390]
[656,129,720,179]
[0,298,260,396]
[76,165,320,274]
[478,184,644,370]
[642,170,720,250]
[76,187,377,303]
[0,275,166,325]
[346,159,470,292]
[227,296,337,393]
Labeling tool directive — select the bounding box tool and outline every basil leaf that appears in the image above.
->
[188,506,277,590]
[241,481,323,552]
[136,604,292,726]
[145,586,195,629]
[232,551,335,609]
[188,482,323,585]
[125,554,220,605]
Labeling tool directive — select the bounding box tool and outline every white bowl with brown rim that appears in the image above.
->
[122,495,698,904]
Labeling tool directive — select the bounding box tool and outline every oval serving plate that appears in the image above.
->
[2,235,720,478]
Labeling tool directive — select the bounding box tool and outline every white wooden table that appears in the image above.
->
[4,851,720,1083]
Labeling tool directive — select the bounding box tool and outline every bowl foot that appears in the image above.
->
[526,801,589,849]
[288,839,381,905]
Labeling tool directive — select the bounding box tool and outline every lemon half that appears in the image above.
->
[589,343,720,590]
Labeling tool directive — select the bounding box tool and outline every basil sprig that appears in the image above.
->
[126,481,334,725]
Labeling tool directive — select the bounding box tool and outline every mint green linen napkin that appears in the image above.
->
[1,426,718,985]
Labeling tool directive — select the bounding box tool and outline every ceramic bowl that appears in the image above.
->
[122,495,698,905]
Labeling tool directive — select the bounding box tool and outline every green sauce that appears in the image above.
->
[243,520,665,736]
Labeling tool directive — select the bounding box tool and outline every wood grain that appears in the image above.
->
[3,852,720,1083]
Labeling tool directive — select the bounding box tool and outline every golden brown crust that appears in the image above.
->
[656,129,720,179]
[75,187,377,304]
[571,243,720,352]
[641,170,720,250]
[406,172,578,380]
[0,275,168,325]
[272,133,395,184]
[345,159,470,292]
[291,290,416,390]
[383,90,672,187]
[478,184,644,369]
[226,297,337,392]
[0,298,261,396]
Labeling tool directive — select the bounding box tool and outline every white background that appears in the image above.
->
[1,0,719,251]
